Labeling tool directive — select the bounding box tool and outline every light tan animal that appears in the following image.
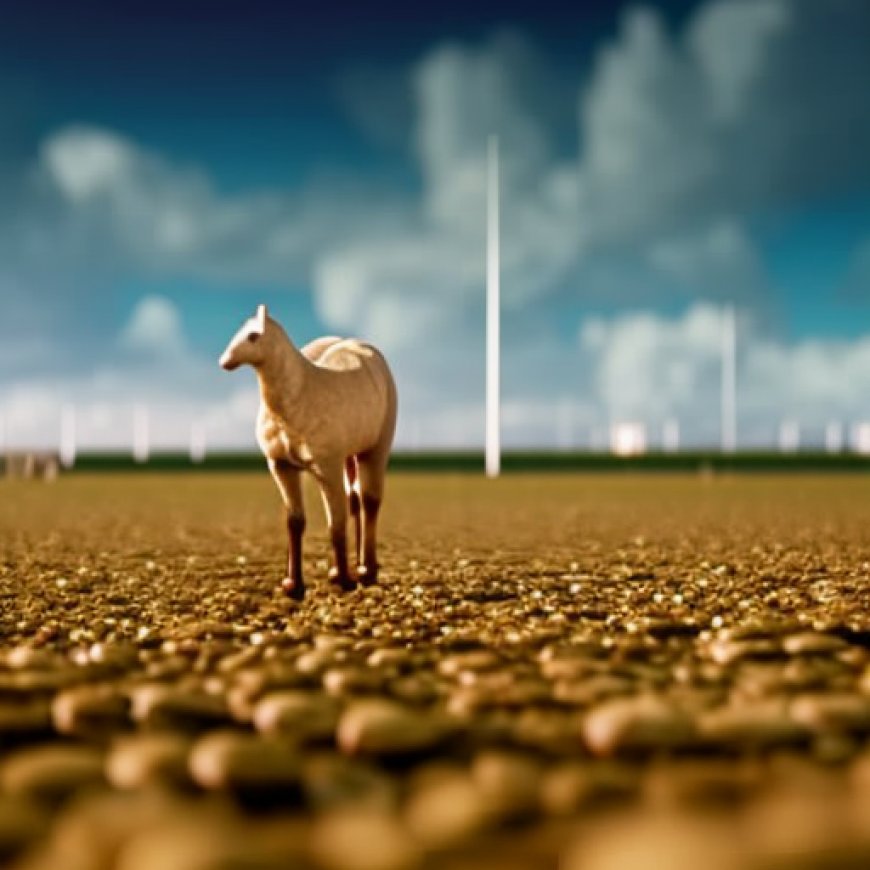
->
[219,305,397,600]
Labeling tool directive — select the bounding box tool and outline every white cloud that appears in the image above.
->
[37,126,408,289]
[2,0,870,450]
[43,128,134,202]
[580,302,870,446]
[119,295,187,358]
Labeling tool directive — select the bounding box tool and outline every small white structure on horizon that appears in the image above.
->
[133,404,150,463]
[662,419,680,453]
[720,304,737,453]
[60,405,76,468]
[778,419,800,453]
[610,422,647,457]
[485,134,501,478]
[189,421,207,464]
[825,421,844,454]
[556,399,574,451]
[851,422,870,455]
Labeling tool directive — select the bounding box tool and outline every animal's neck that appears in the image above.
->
[255,331,309,415]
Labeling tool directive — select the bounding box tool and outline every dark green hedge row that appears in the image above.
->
[65,451,870,474]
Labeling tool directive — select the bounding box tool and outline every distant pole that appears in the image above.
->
[779,419,800,453]
[133,404,150,464]
[662,419,680,453]
[556,399,573,451]
[60,405,76,468]
[189,421,206,464]
[485,134,501,478]
[721,304,737,453]
[825,421,843,454]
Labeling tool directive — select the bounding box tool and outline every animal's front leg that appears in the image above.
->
[317,460,356,592]
[268,459,306,600]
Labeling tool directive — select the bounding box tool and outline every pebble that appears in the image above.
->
[129,684,231,732]
[188,730,302,802]
[582,695,696,756]
[337,699,452,758]
[323,667,385,697]
[782,631,848,656]
[697,701,811,750]
[105,733,193,790]
[1,745,106,805]
[470,750,541,822]
[0,795,48,861]
[32,790,197,870]
[308,808,421,870]
[253,691,341,742]
[707,637,782,667]
[0,701,53,743]
[643,759,758,807]
[404,774,490,849]
[789,692,870,734]
[52,685,131,738]
[540,761,639,815]
[116,817,305,870]
[301,753,397,811]
[563,811,744,870]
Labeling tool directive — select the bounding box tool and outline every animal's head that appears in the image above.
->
[219,304,270,371]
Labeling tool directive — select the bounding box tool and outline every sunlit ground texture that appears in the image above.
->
[1,472,870,869]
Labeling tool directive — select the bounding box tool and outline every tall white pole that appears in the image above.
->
[825,421,843,454]
[485,135,501,478]
[60,405,76,468]
[556,398,573,452]
[721,304,737,453]
[133,404,149,464]
[189,421,206,464]
[663,419,680,453]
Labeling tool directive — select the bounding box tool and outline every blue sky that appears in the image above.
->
[1,0,869,450]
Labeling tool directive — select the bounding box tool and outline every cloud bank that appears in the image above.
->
[2,0,870,450]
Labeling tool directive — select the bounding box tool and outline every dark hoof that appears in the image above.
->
[357,565,378,587]
[327,568,357,592]
[281,577,306,601]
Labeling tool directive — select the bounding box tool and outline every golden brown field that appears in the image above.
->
[1,472,869,869]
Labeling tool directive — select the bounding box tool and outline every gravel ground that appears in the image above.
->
[0,471,869,869]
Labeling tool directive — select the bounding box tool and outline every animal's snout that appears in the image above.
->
[219,352,238,371]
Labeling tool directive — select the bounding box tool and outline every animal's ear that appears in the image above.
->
[256,304,268,332]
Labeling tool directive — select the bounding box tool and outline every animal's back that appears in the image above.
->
[303,336,389,380]
[300,336,397,451]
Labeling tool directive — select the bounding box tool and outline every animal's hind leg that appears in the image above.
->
[356,451,387,586]
[316,459,355,592]
[345,456,362,569]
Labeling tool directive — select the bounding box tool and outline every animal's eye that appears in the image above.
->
[248,332,260,343]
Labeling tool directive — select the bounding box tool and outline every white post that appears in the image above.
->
[825,421,843,454]
[721,304,737,453]
[60,405,77,468]
[663,419,680,453]
[189,421,206,464]
[779,419,800,453]
[485,134,501,478]
[556,399,573,451]
[133,404,150,464]
[851,422,870,455]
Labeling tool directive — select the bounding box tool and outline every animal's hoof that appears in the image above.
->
[281,577,306,601]
[357,565,378,587]
[327,567,357,592]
